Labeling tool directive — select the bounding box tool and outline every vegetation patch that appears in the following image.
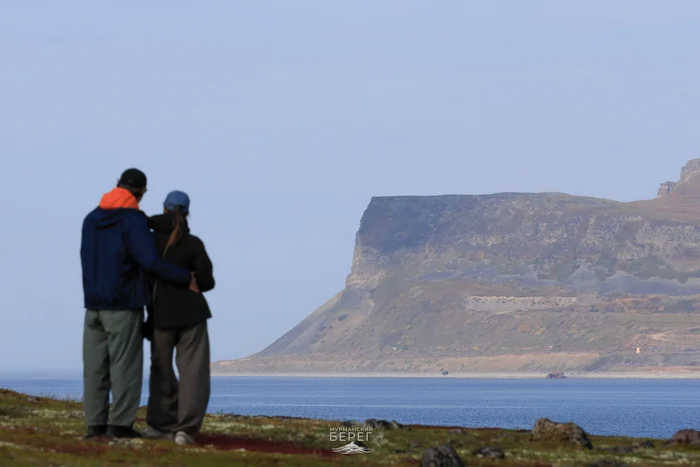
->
[0,388,699,466]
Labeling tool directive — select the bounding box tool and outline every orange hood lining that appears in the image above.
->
[99,187,140,209]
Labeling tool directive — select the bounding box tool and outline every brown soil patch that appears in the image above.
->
[44,441,111,456]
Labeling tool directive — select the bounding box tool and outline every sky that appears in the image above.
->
[1,1,699,373]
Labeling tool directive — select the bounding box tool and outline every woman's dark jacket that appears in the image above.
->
[145,213,215,331]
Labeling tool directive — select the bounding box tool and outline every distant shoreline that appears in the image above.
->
[3,370,699,381]
[211,371,700,379]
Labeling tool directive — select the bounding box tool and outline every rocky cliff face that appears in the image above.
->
[214,160,700,374]
[657,181,676,198]
[658,159,700,197]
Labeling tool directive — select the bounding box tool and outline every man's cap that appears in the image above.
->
[164,190,190,213]
[118,168,147,189]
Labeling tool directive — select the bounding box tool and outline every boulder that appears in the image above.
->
[589,460,630,467]
[668,429,700,445]
[472,446,505,459]
[364,418,407,430]
[421,444,465,467]
[532,418,593,449]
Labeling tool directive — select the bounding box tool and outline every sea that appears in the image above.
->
[1,375,699,439]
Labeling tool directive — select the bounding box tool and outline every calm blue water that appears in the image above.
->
[1,376,699,439]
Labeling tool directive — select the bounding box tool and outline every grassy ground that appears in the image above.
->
[0,388,699,466]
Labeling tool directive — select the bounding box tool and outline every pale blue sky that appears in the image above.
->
[1,1,699,373]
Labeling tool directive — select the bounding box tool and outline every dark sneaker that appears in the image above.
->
[145,426,173,440]
[85,425,108,439]
[106,425,143,439]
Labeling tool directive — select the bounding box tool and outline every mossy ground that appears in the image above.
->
[0,388,699,466]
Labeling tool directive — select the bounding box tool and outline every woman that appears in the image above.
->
[143,190,215,445]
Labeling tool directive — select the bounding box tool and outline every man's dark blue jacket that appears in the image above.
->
[80,188,191,311]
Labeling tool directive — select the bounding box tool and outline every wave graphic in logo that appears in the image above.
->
[332,441,371,454]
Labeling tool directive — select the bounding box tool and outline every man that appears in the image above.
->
[80,168,197,439]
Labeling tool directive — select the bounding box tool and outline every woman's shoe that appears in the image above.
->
[174,431,195,445]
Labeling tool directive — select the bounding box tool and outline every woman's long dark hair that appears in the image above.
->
[165,206,187,251]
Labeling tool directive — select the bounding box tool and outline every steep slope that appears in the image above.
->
[214,160,700,374]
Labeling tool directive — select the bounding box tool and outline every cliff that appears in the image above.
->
[214,159,700,374]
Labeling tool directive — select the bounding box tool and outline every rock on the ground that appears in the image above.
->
[668,429,700,445]
[601,446,634,454]
[589,460,630,467]
[472,446,505,459]
[421,444,465,467]
[364,418,407,430]
[532,418,593,449]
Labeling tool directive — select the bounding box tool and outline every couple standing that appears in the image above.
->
[80,168,215,445]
